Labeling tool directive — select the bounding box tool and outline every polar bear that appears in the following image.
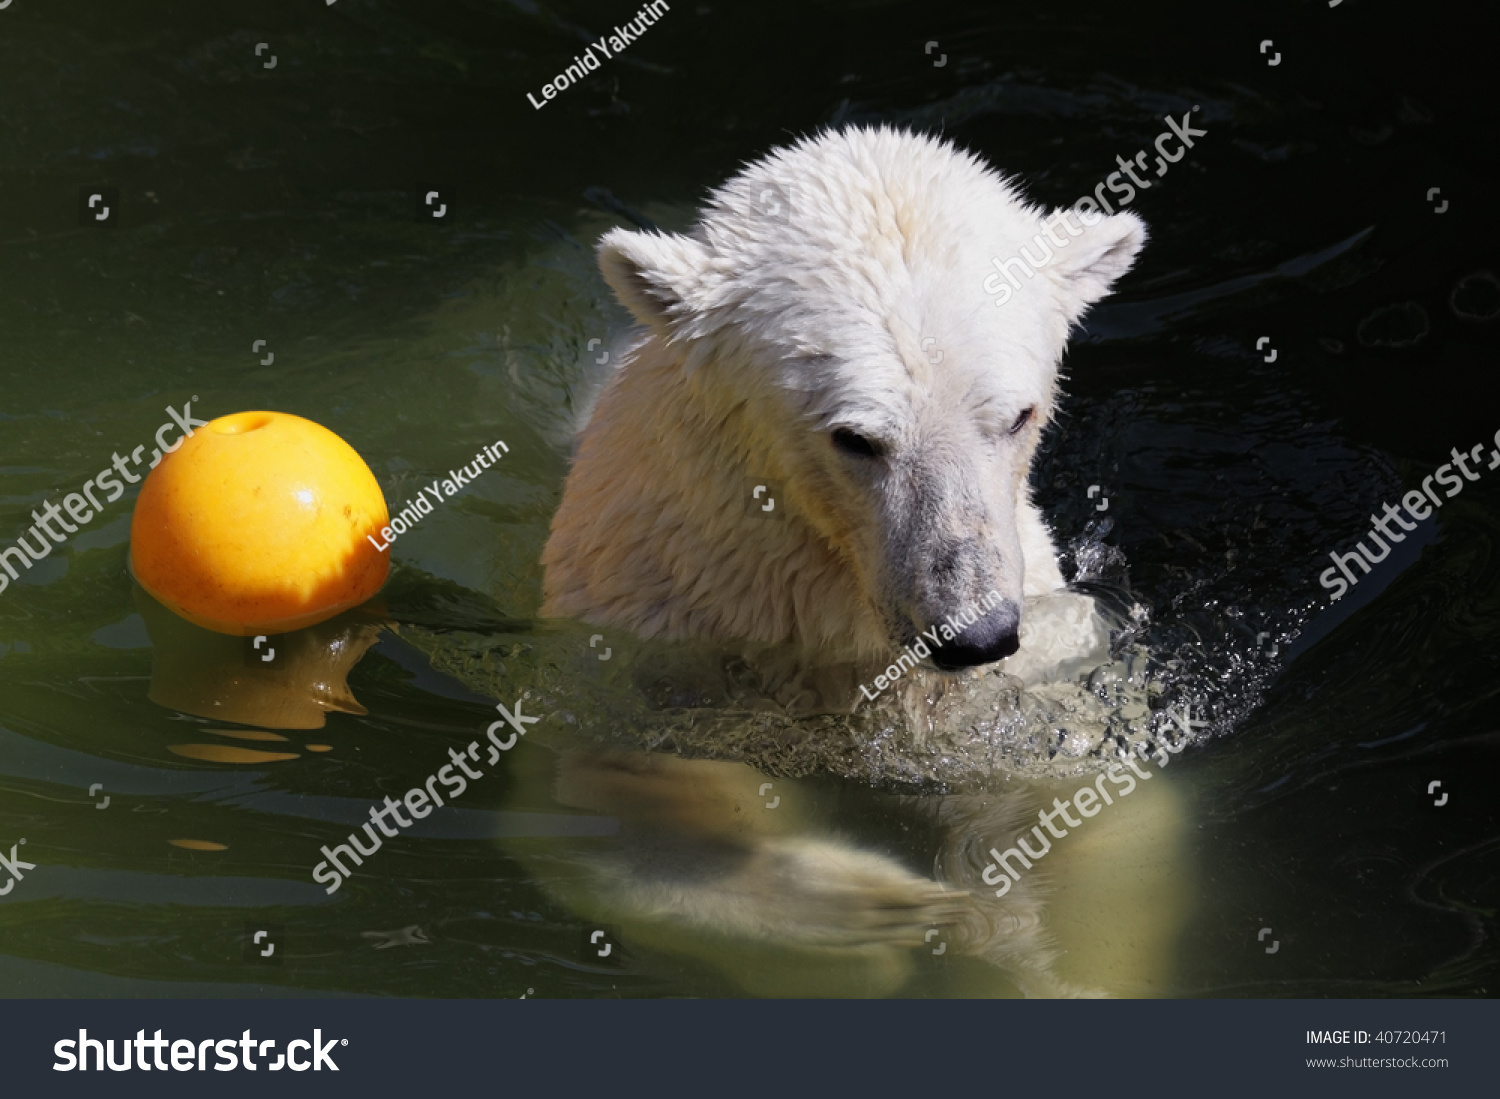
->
[525,126,1187,997]
[543,126,1145,665]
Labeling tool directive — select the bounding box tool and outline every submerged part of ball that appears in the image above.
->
[130,411,390,635]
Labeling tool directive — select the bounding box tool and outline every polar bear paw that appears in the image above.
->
[717,837,968,951]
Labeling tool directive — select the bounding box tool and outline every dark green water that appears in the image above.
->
[1,0,1497,997]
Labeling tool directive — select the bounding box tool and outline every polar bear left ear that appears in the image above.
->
[598,227,718,338]
[1047,210,1147,326]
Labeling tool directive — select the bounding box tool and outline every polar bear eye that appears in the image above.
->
[1008,407,1035,435]
[831,428,883,458]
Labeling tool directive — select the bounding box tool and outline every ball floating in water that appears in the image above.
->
[130,411,390,636]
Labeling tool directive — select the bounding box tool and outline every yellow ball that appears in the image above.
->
[130,411,391,636]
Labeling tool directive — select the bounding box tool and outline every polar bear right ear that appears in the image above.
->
[598,227,718,339]
[1047,209,1148,327]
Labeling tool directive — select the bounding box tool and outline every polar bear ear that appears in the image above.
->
[1047,209,1147,325]
[598,227,716,337]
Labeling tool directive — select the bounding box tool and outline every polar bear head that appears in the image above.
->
[545,126,1144,668]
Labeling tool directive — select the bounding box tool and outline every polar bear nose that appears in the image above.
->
[930,602,1021,669]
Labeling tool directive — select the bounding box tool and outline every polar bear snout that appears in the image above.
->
[927,600,1021,669]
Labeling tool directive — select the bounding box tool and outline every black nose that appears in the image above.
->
[929,602,1021,670]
